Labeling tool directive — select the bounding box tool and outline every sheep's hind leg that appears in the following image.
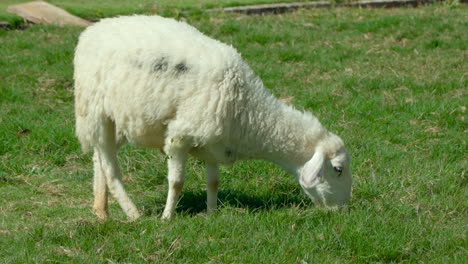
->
[206,162,219,214]
[162,149,188,220]
[96,119,141,220]
[92,151,108,220]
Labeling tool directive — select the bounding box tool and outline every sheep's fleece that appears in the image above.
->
[74,15,352,220]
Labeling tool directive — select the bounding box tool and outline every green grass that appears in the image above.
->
[0,0,320,25]
[1,4,467,263]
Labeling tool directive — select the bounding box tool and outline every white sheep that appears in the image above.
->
[74,15,352,220]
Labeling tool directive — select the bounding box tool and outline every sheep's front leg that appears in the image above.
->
[162,151,187,220]
[206,163,219,214]
[92,151,108,220]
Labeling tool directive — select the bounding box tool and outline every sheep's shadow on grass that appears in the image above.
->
[142,189,310,217]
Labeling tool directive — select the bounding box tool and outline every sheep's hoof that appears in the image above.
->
[127,211,142,221]
[93,208,108,221]
[206,208,218,215]
[161,212,174,220]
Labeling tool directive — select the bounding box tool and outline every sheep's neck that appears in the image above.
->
[232,92,327,174]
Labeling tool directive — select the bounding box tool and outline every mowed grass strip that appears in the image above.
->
[0,5,467,263]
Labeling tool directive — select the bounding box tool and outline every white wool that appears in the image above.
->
[74,15,351,220]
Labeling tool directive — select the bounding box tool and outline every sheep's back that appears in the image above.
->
[74,15,250,149]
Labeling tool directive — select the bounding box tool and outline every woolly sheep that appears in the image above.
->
[74,15,352,220]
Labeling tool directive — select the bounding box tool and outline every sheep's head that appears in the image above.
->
[299,136,352,209]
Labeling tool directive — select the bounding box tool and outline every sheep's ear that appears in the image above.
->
[300,152,325,188]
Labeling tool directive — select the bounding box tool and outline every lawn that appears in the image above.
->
[0,0,318,25]
[0,2,467,263]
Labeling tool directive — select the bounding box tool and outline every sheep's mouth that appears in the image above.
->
[302,184,350,209]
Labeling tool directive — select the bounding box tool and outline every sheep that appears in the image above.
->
[74,15,352,220]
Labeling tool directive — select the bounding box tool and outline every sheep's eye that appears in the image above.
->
[334,166,343,176]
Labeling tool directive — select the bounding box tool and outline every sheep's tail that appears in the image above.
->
[74,78,110,153]
[75,114,98,153]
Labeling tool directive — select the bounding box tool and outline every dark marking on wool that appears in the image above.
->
[151,57,169,72]
[174,63,188,74]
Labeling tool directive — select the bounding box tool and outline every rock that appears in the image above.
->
[6,1,91,27]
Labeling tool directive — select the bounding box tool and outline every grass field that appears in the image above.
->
[1,3,467,263]
[0,0,318,25]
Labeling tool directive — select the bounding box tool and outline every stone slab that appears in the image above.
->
[7,1,91,27]
[213,0,434,14]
